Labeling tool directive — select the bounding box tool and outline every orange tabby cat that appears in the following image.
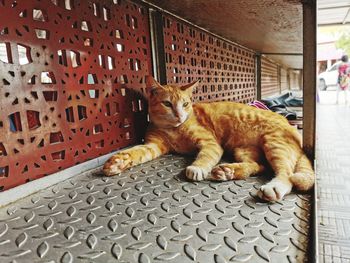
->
[103,76,315,201]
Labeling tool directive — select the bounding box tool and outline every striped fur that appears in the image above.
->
[103,76,315,201]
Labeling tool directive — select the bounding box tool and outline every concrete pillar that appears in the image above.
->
[302,0,316,160]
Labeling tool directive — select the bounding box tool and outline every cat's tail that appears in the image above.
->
[290,153,315,191]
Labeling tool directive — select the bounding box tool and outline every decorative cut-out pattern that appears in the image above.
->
[0,0,151,190]
[163,15,256,103]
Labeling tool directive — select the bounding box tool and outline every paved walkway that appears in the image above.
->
[317,104,350,262]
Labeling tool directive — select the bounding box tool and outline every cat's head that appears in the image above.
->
[145,76,199,128]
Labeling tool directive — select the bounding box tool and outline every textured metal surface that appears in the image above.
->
[317,105,350,263]
[0,155,311,262]
[0,0,151,190]
[162,15,256,104]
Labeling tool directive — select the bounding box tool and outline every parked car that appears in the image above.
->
[318,62,340,90]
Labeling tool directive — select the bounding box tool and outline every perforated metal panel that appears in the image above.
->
[261,57,279,98]
[163,15,256,103]
[0,0,152,190]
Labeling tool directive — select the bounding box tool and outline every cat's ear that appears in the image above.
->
[180,80,199,95]
[145,75,164,97]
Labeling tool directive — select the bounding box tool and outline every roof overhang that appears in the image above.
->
[143,0,304,69]
[318,0,350,26]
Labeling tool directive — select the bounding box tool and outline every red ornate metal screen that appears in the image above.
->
[162,15,256,103]
[0,0,151,190]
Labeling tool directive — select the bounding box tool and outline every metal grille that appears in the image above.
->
[163,15,256,103]
[0,0,151,190]
[0,155,311,263]
[261,57,279,98]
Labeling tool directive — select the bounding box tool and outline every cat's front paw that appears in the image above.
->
[186,166,208,181]
[103,152,132,176]
[210,164,234,181]
[257,178,292,202]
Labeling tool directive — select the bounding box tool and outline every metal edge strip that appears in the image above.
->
[312,159,319,263]
[0,150,122,208]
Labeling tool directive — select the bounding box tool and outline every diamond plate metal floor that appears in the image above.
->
[0,155,311,263]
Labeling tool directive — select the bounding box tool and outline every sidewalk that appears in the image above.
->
[317,104,350,262]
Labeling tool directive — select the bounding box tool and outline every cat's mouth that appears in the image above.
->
[173,122,183,127]
[173,116,189,127]
[150,114,189,129]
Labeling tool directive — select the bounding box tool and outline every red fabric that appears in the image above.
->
[248,100,270,110]
[338,63,349,75]
[338,63,350,90]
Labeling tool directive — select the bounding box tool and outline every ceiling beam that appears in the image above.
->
[261,52,303,56]
[318,5,350,10]
[343,7,350,24]
[318,22,350,26]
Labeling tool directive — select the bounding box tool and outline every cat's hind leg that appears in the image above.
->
[257,135,300,201]
[290,153,315,191]
[210,146,265,181]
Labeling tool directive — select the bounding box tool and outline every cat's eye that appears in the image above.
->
[183,102,189,107]
[162,101,172,107]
